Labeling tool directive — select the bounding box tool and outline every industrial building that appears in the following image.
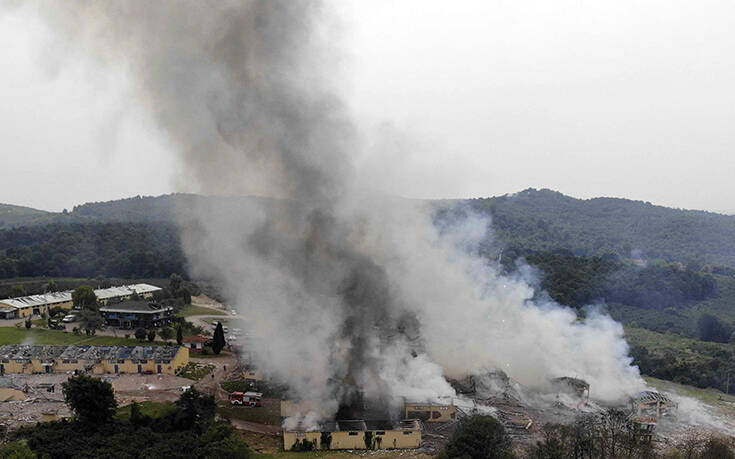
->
[0,284,162,319]
[283,419,422,451]
[99,301,174,329]
[0,345,188,376]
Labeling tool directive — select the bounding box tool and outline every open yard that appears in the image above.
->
[176,304,228,318]
[0,327,166,346]
[218,398,282,425]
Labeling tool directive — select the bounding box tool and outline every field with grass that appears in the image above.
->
[0,327,166,346]
[176,304,227,318]
[218,399,282,425]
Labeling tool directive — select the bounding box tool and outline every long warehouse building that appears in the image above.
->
[0,283,162,319]
[0,344,188,375]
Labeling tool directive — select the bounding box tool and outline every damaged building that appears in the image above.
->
[631,391,677,419]
[404,401,458,423]
[283,419,422,451]
[0,345,188,376]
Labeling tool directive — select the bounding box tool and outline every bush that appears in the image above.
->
[440,415,514,459]
[135,328,147,341]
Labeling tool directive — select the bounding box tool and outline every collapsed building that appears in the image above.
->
[631,391,677,420]
[0,345,188,376]
[404,401,458,423]
[551,377,590,402]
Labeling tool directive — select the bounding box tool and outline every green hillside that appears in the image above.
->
[467,188,735,268]
[0,203,55,228]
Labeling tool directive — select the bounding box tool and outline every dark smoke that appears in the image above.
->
[18,0,649,429]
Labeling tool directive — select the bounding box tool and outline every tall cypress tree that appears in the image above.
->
[213,322,226,354]
[176,325,183,345]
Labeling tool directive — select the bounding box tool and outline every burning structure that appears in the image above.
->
[24,0,647,434]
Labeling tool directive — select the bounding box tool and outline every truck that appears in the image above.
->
[229,391,263,407]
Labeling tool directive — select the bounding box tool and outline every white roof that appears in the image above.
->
[94,283,162,300]
[0,284,162,310]
[0,291,72,309]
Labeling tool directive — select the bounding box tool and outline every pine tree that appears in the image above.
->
[176,325,183,345]
[213,322,226,354]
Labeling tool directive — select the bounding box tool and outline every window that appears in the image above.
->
[375,431,385,436]
[117,360,125,364]
[403,431,413,435]
[139,360,148,364]
[348,432,358,436]
[1,359,8,363]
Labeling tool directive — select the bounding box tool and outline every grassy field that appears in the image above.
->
[176,304,227,318]
[116,401,177,421]
[0,327,166,346]
[217,399,282,425]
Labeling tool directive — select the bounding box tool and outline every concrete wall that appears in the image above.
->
[283,429,421,451]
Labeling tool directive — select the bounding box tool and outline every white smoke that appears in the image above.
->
[14,0,646,428]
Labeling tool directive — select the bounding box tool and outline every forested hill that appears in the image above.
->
[466,188,735,268]
[5,189,735,268]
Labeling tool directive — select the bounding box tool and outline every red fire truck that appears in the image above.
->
[229,391,263,407]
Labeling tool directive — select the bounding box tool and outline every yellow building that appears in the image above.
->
[404,401,458,422]
[0,292,74,319]
[0,284,163,319]
[0,345,188,376]
[283,419,422,451]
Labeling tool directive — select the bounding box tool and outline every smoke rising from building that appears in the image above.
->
[20,0,645,425]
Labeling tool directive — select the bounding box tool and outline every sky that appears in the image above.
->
[1,1,734,213]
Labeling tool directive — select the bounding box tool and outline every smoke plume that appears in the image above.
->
[18,0,644,425]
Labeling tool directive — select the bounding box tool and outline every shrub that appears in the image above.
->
[441,415,514,459]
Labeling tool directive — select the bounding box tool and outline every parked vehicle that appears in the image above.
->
[229,391,262,407]
[62,314,77,323]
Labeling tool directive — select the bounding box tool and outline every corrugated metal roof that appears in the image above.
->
[0,284,162,310]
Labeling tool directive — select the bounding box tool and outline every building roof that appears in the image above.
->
[0,292,72,309]
[0,284,162,311]
[94,284,162,300]
[0,345,181,362]
[99,301,173,314]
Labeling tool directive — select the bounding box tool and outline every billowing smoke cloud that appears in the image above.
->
[18,0,644,425]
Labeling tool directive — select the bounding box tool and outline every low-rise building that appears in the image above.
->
[0,292,74,319]
[283,419,421,451]
[0,345,188,375]
[95,284,162,306]
[0,283,163,319]
[182,335,211,353]
[99,301,174,329]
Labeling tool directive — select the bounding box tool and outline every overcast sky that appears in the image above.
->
[1,1,734,212]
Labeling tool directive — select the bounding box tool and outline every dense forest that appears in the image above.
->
[0,222,185,279]
[518,250,718,310]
